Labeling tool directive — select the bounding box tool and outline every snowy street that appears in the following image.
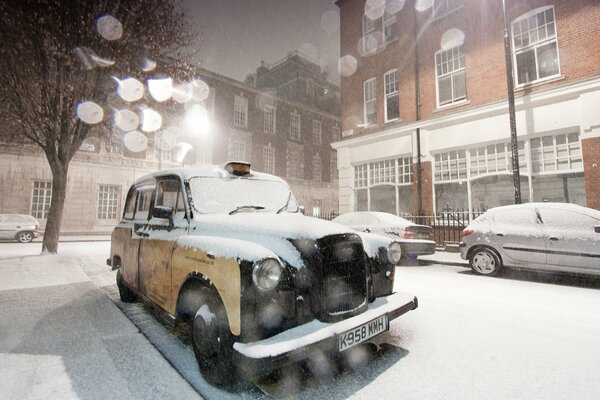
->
[1,241,600,399]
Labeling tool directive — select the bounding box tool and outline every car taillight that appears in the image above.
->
[462,229,474,236]
[402,228,416,239]
[35,224,40,230]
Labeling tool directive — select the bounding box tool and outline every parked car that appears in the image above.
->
[459,203,600,277]
[107,162,418,386]
[332,212,436,260]
[0,214,41,243]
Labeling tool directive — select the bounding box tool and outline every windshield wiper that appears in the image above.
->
[229,205,265,215]
[277,193,292,214]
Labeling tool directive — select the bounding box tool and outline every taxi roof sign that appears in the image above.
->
[225,161,251,176]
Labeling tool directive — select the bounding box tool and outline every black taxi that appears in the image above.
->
[107,162,417,386]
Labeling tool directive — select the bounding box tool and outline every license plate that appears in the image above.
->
[338,314,389,352]
[418,233,429,240]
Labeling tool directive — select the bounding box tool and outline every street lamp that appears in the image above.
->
[502,0,522,204]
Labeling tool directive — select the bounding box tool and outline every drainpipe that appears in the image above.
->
[413,7,424,218]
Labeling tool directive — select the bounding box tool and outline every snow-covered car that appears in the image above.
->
[107,162,417,386]
[0,214,41,243]
[332,212,436,260]
[459,203,600,277]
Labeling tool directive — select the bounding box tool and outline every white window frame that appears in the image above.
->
[97,184,120,220]
[287,149,302,179]
[229,141,246,161]
[511,6,560,87]
[233,95,248,128]
[362,13,376,53]
[312,120,322,145]
[435,45,466,108]
[313,154,322,182]
[433,0,463,19]
[363,78,377,126]
[290,113,301,140]
[31,180,52,219]
[383,11,397,44]
[384,69,399,122]
[263,105,276,134]
[262,146,275,174]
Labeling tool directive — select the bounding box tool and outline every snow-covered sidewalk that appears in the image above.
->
[0,244,200,400]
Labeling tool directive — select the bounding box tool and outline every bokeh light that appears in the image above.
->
[365,0,385,20]
[321,10,340,34]
[114,109,139,131]
[174,142,193,163]
[358,34,379,56]
[96,15,123,41]
[191,79,210,102]
[116,77,144,102]
[183,104,211,136]
[76,101,104,124]
[172,82,194,103]
[141,108,162,132]
[148,78,173,102]
[441,28,465,49]
[415,0,434,12]
[338,55,358,77]
[298,43,319,61]
[140,58,157,72]
[255,91,276,109]
[123,130,148,152]
[386,0,406,14]
[74,47,114,70]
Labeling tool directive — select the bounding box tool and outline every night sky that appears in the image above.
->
[185,0,341,83]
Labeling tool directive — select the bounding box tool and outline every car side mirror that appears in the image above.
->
[595,225,600,234]
[153,205,174,221]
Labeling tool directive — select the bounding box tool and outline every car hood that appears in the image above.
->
[190,213,354,269]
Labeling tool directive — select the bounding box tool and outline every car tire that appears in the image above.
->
[469,247,502,276]
[191,286,238,386]
[17,231,34,243]
[116,269,137,303]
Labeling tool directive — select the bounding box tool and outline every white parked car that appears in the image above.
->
[0,214,41,243]
[332,212,436,260]
[459,203,600,277]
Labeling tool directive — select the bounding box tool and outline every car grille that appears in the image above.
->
[317,234,368,321]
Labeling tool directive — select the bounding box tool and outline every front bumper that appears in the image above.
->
[458,241,468,259]
[233,292,417,378]
[403,240,436,257]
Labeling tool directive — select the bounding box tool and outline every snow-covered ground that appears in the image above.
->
[2,241,600,399]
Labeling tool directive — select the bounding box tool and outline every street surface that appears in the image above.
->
[1,241,600,399]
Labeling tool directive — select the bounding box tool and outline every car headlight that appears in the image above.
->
[252,258,282,290]
[387,242,402,264]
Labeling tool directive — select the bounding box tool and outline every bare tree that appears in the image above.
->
[0,0,194,253]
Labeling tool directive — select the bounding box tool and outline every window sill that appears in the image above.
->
[514,75,565,91]
[384,118,401,124]
[434,99,470,113]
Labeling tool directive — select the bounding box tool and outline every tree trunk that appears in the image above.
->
[41,161,69,254]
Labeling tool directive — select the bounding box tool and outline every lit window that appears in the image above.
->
[364,78,377,125]
[31,181,52,219]
[233,95,248,127]
[97,185,120,220]
[435,45,466,107]
[263,146,275,174]
[263,105,276,134]
[512,6,560,85]
[384,70,399,121]
[290,113,301,140]
[312,120,322,145]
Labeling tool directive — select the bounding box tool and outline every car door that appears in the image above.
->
[538,206,600,273]
[490,207,547,267]
[0,215,22,240]
[138,176,189,310]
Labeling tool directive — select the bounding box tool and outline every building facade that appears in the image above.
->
[334,0,600,217]
[0,58,340,233]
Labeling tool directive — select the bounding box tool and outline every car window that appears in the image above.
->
[539,208,600,230]
[493,208,537,227]
[123,188,137,220]
[3,215,22,223]
[156,179,186,220]
[135,185,155,221]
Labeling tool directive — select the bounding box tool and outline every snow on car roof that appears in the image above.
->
[488,202,600,217]
[334,211,414,227]
[133,163,287,185]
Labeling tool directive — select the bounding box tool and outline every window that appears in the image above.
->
[384,70,399,121]
[229,141,246,161]
[263,105,276,134]
[312,154,322,181]
[362,13,376,54]
[123,189,137,219]
[31,181,52,219]
[434,150,467,182]
[364,78,377,125]
[287,149,302,179]
[151,132,172,162]
[97,185,120,220]
[312,120,322,145]
[435,45,466,107]
[135,185,155,221]
[290,113,301,140]
[332,126,340,142]
[512,6,559,85]
[204,87,216,116]
[433,0,463,18]
[530,133,582,173]
[383,11,397,44]
[104,137,123,155]
[263,146,275,174]
[156,179,186,221]
[233,95,248,127]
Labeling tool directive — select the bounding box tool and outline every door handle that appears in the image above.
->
[136,230,149,237]
[549,237,559,241]
[496,233,504,237]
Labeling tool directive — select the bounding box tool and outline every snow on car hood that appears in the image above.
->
[186,213,387,269]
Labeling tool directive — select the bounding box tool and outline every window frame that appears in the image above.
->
[434,44,467,108]
[362,13,376,55]
[289,112,301,141]
[363,78,377,126]
[263,105,276,134]
[382,11,398,44]
[30,180,52,220]
[262,146,276,174]
[97,184,120,220]
[432,0,463,19]
[384,69,400,122]
[233,94,248,128]
[312,120,322,145]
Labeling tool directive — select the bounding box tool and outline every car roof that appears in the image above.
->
[132,163,287,186]
[334,211,413,227]
[488,202,600,216]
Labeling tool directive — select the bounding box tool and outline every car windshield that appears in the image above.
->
[188,177,299,215]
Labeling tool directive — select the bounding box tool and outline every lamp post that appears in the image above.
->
[502,0,522,204]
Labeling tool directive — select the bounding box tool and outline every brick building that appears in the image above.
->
[333,0,600,216]
[0,56,340,233]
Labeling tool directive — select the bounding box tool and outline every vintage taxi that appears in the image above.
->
[107,162,418,386]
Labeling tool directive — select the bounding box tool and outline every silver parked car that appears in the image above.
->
[0,214,41,243]
[459,203,600,277]
[332,212,436,260]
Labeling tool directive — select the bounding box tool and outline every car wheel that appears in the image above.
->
[116,269,137,303]
[469,247,502,276]
[191,286,238,386]
[17,231,34,243]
